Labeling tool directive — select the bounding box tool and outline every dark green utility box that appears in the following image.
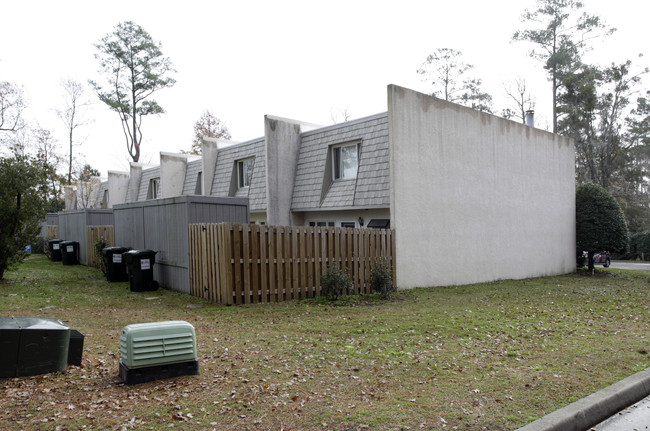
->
[0,317,70,378]
[61,241,79,265]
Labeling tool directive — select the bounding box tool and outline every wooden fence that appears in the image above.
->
[46,225,59,239]
[86,225,114,270]
[189,223,396,305]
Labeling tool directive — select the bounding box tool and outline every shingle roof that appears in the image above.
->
[182,159,202,195]
[137,166,160,201]
[210,138,266,212]
[292,112,389,210]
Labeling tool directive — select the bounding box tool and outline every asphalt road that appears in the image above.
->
[609,261,650,271]
[592,395,650,430]
[591,261,650,430]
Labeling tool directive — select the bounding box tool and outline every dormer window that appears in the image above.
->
[237,158,254,188]
[333,142,359,180]
[147,178,160,199]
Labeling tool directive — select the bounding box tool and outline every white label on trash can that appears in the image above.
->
[141,259,150,270]
[66,246,74,253]
[113,254,122,263]
[53,244,60,250]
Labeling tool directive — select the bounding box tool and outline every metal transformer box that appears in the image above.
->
[119,320,199,384]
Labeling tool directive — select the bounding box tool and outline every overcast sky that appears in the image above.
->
[1,0,648,177]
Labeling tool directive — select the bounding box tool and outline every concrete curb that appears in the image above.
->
[516,367,650,431]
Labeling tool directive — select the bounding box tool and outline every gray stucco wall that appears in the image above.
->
[57,209,114,265]
[388,85,576,288]
[113,196,249,293]
[265,116,302,225]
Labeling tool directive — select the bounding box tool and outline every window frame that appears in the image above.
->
[237,158,254,189]
[332,142,360,181]
[148,178,160,199]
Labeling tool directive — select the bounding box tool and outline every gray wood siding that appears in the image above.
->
[182,159,203,195]
[292,113,390,210]
[57,211,90,265]
[46,213,59,226]
[113,196,249,294]
[85,209,114,226]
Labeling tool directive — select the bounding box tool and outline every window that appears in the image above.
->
[367,219,390,229]
[332,143,359,180]
[340,222,355,228]
[195,172,202,195]
[237,158,254,188]
[147,178,160,199]
[309,221,335,227]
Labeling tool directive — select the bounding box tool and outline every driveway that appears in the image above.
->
[609,261,650,271]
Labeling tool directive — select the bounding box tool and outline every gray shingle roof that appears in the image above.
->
[210,138,266,212]
[182,159,202,195]
[292,112,389,210]
[137,166,160,201]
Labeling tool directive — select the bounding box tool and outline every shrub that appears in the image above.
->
[369,258,395,299]
[576,183,629,270]
[320,264,352,301]
[94,237,108,275]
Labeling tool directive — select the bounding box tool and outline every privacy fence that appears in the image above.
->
[86,225,114,269]
[189,223,396,305]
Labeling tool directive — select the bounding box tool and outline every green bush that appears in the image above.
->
[320,264,352,301]
[369,258,395,299]
[576,183,629,270]
[94,237,108,275]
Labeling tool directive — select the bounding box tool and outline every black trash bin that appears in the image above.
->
[60,241,79,265]
[123,249,159,292]
[103,246,131,282]
[48,239,63,262]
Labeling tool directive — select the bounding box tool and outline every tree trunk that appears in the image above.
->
[588,250,595,272]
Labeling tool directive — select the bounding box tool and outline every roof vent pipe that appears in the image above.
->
[525,110,534,127]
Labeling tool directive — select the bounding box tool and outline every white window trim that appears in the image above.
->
[332,142,360,181]
[237,158,254,189]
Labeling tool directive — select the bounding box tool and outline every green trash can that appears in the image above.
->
[48,239,63,262]
[61,241,79,265]
[103,246,131,282]
[123,249,159,292]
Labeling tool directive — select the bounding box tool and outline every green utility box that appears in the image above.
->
[119,320,199,385]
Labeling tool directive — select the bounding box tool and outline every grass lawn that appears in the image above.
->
[1,254,649,430]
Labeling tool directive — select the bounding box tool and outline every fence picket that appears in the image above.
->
[187,223,395,305]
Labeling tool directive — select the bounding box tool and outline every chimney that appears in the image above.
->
[525,110,534,127]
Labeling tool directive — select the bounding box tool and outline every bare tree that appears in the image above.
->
[417,48,493,113]
[0,82,26,132]
[502,77,535,123]
[330,107,352,124]
[57,79,92,184]
[183,110,231,155]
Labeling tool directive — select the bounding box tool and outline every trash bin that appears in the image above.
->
[103,246,131,282]
[48,239,63,262]
[123,249,159,292]
[61,241,79,265]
